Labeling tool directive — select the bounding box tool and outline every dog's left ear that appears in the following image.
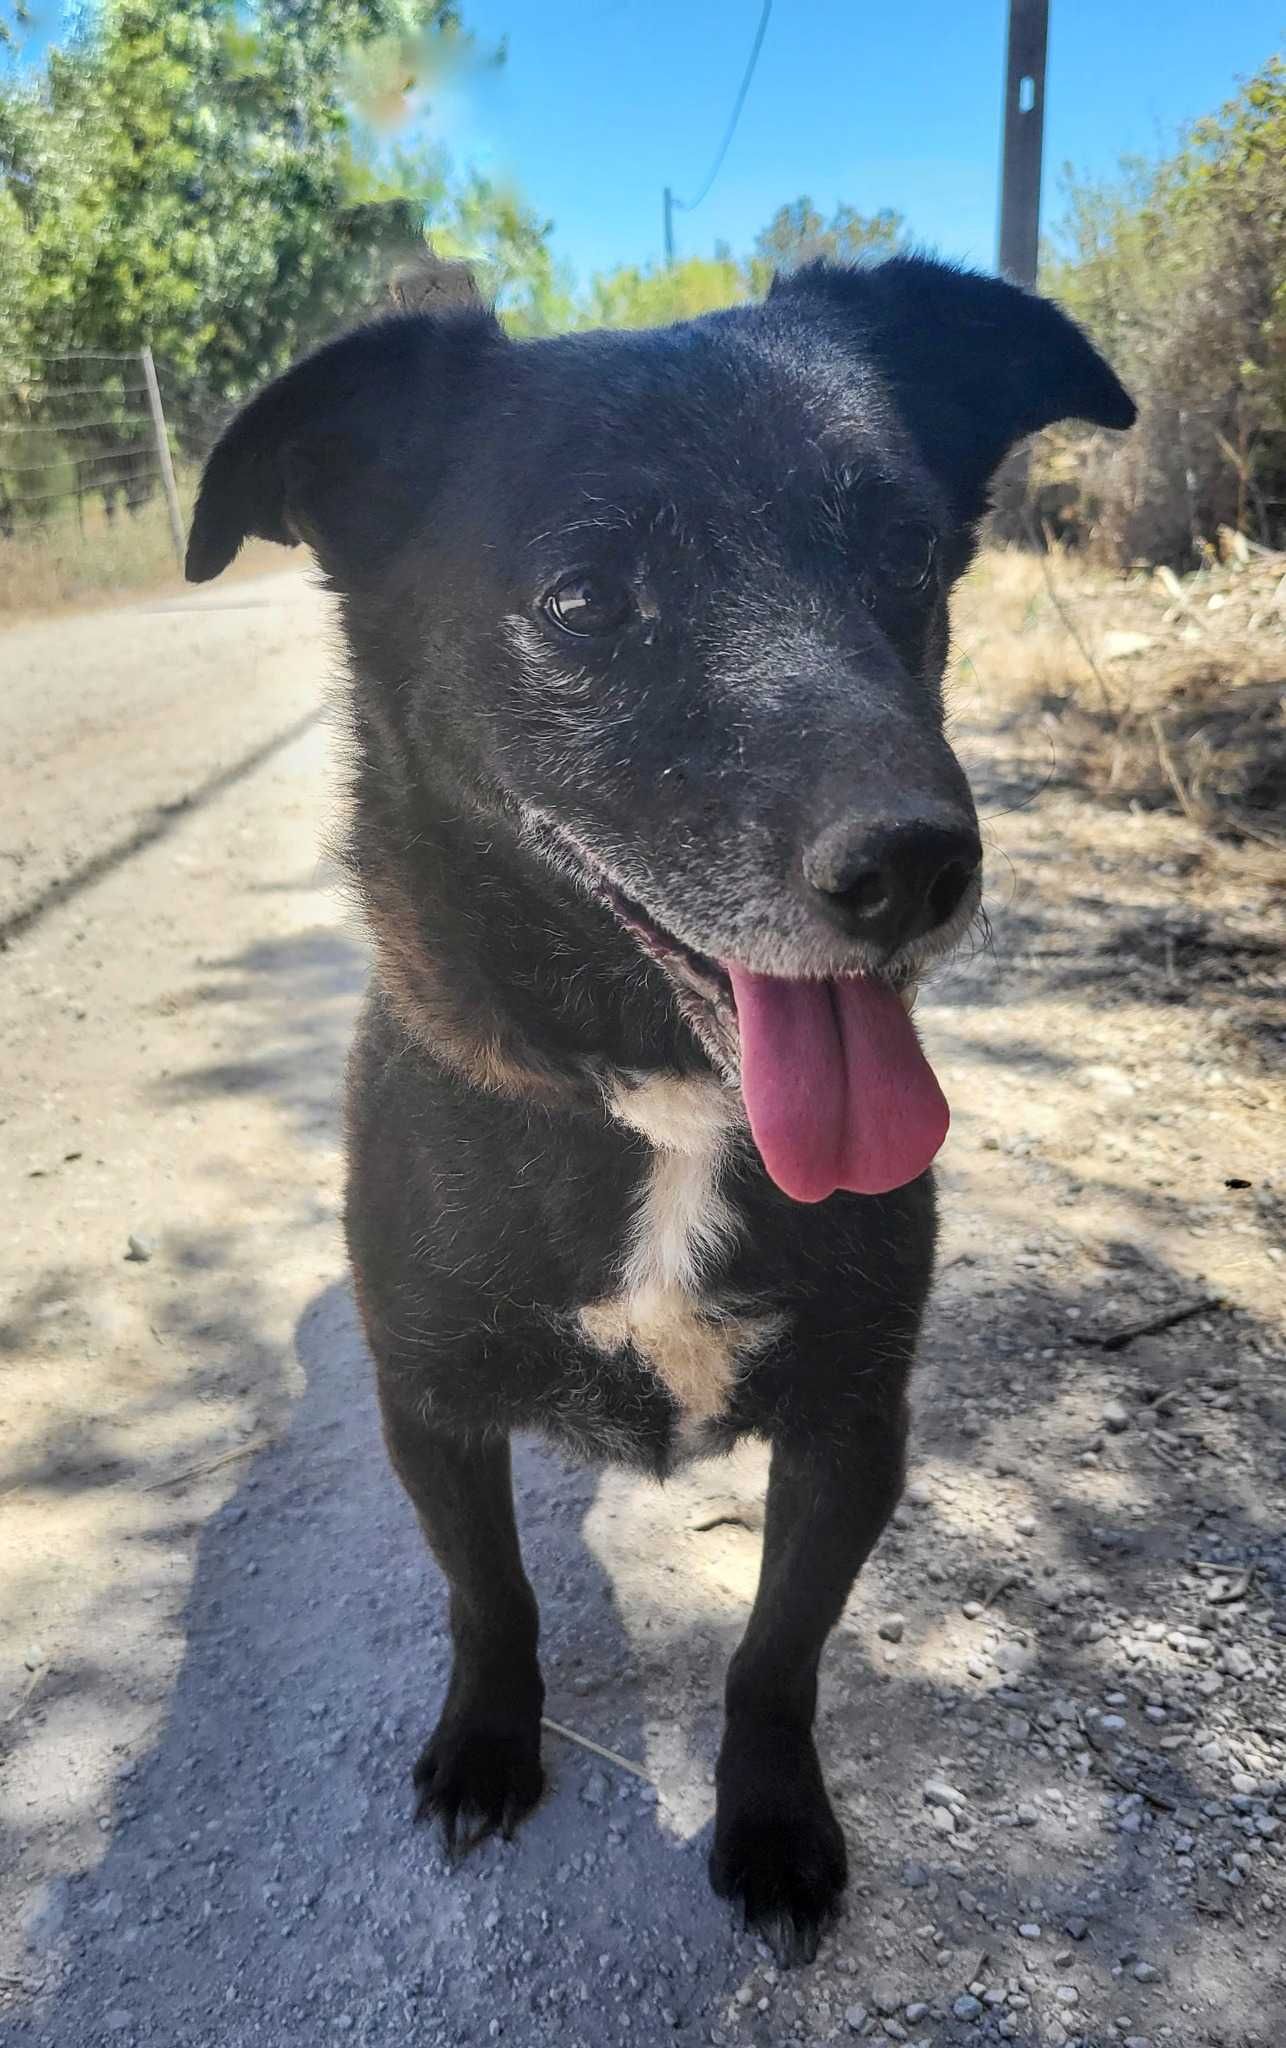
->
[775,254,1136,525]
[186,301,505,584]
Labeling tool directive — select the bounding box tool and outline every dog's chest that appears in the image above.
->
[577,1076,783,1433]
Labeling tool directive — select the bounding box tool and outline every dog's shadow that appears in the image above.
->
[14,1264,1283,2047]
[9,1279,755,2047]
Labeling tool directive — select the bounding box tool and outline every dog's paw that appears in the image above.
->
[412,1702,543,1854]
[709,1730,847,1967]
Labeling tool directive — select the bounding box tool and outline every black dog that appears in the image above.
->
[187,257,1133,1965]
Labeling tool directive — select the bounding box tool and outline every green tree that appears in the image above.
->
[578,254,749,331]
[0,3,29,52]
[574,197,908,336]
[747,195,905,292]
[0,0,555,406]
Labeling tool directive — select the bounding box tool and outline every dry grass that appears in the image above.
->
[954,543,1286,847]
[0,494,187,614]
[0,491,294,620]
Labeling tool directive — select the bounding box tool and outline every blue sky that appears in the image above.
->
[441,0,1282,282]
[16,3,1283,286]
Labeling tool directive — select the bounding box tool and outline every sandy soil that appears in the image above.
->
[0,564,1282,2048]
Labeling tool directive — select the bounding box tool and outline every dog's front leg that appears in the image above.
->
[711,1401,907,1964]
[382,1395,545,1851]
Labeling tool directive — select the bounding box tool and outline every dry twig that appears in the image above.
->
[541,1716,652,1784]
[142,1435,272,1493]
[1096,1295,1224,1353]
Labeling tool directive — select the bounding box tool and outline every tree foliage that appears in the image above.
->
[0,0,554,403]
[748,196,905,292]
[577,200,906,334]
[579,254,749,331]
[0,8,924,524]
[1045,55,1286,560]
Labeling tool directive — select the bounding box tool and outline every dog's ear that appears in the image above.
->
[186,305,505,583]
[774,254,1136,525]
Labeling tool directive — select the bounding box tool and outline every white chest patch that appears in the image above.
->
[578,1076,784,1427]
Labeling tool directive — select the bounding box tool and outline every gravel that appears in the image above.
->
[2,571,1283,2048]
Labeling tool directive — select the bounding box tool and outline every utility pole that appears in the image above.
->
[663,186,675,268]
[997,0,1049,288]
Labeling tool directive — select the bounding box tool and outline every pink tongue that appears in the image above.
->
[726,967,949,1203]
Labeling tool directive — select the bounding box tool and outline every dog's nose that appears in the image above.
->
[802,816,982,953]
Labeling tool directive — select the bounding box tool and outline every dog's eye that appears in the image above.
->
[877,522,937,591]
[542,574,637,638]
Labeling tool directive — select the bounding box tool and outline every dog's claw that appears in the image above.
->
[710,1732,847,1967]
[737,1907,825,1970]
[411,1710,544,1857]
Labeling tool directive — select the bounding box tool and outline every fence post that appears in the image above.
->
[140,346,186,568]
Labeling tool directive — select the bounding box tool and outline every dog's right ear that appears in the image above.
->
[772,255,1135,529]
[186,306,505,583]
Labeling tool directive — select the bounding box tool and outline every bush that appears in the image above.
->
[1041,55,1286,566]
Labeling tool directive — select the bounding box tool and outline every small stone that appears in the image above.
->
[1082,1061,1137,1096]
[872,1985,902,2017]
[124,1233,154,1263]
[923,1778,965,1809]
[1102,1400,1131,1434]
[902,1862,929,1889]
[878,1615,906,1644]
[1064,1918,1088,1941]
[844,2005,868,2032]
[905,2003,929,2023]
[1100,1714,1127,1733]
[1101,630,1155,661]
[1004,1713,1031,1742]
[930,1805,957,1835]
[952,1995,983,2021]
[1054,1984,1079,2005]
[1015,1515,1037,1537]
[1218,1644,1254,1679]
[994,1640,1033,1677]
[1133,1961,1160,1983]
[581,1769,610,1807]
[962,1600,984,1620]
[1018,1922,1041,1939]
[22,1645,46,1672]
[105,2015,133,2034]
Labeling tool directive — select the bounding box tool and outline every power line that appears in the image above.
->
[664,0,772,263]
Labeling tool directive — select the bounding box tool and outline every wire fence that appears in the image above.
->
[0,349,227,555]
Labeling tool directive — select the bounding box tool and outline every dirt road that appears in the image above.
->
[1,567,1282,2048]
